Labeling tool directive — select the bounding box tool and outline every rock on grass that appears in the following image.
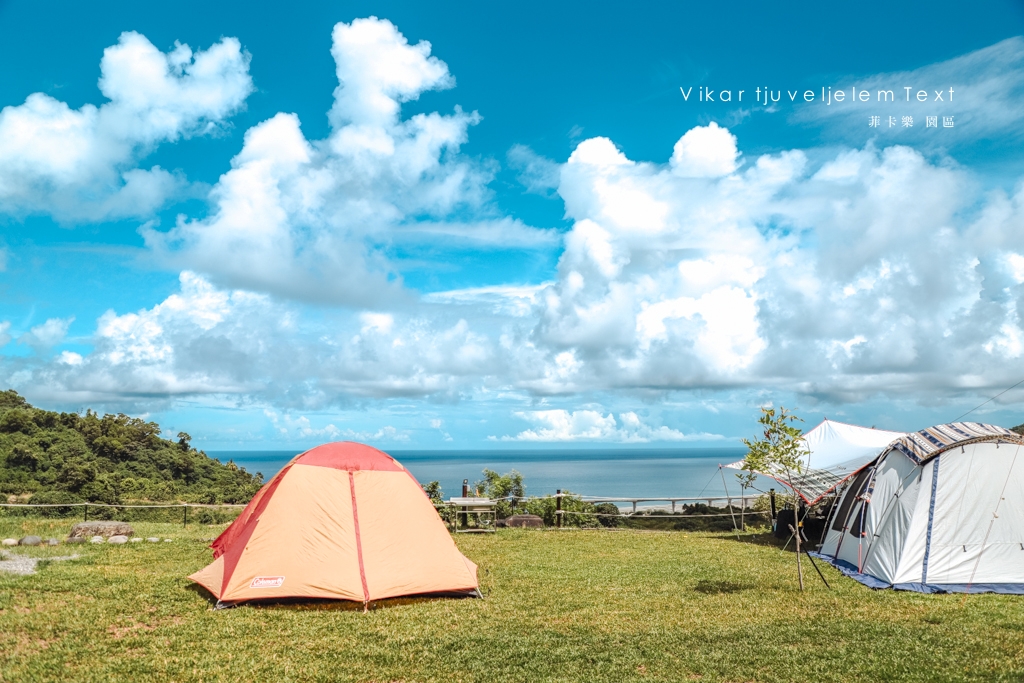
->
[68,521,134,539]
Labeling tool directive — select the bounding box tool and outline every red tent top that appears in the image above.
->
[292,441,404,471]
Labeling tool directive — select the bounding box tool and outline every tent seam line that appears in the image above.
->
[349,471,370,605]
[922,455,941,585]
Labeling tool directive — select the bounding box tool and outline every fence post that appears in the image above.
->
[183,504,188,528]
[461,479,469,530]
[556,489,562,528]
[83,504,88,522]
[769,488,777,523]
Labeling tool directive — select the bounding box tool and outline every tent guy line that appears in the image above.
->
[951,375,1024,423]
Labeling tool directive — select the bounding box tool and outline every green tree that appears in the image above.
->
[474,469,525,518]
[0,389,263,506]
[423,480,444,505]
[741,405,808,589]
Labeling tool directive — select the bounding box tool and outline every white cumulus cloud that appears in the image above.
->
[19,317,74,352]
[670,122,739,177]
[4,34,1024,431]
[0,31,253,221]
[145,17,545,306]
[499,409,713,442]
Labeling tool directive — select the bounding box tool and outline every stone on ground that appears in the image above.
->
[130,537,143,543]
[68,521,134,539]
[107,535,129,544]
[146,537,160,543]
[19,535,43,546]
[163,538,173,542]
[46,538,59,546]
[0,551,81,576]
[90,536,105,544]
[1,538,18,547]
[66,537,85,544]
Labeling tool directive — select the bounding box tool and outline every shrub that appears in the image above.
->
[521,491,602,528]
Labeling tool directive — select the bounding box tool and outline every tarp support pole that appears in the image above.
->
[719,465,739,538]
[802,544,831,589]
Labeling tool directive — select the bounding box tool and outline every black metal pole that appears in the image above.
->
[83,504,88,522]
[183,504,188,527]
[803,547,831,589]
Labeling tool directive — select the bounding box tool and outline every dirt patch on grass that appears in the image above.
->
[11,635,52,657]
[107,615,185,639]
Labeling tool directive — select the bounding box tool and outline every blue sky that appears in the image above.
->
[1,0,1024,449]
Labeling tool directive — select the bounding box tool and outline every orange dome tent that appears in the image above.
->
[189,442,479,607]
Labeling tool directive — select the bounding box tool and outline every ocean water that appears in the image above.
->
[208,447,774,501]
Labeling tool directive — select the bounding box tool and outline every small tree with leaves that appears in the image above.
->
[741,405,809,589]
[475,469,525,519]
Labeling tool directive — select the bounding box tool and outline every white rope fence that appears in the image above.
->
[0,501,247,527]
[552,510,771,520]
[442,491,773,530]
[4,492,775,529]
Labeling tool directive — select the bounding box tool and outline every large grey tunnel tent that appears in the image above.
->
[814,422,1024,594]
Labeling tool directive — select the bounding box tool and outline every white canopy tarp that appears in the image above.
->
[726,419,906,504]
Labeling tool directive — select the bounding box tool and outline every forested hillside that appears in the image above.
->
[0,390,262,504]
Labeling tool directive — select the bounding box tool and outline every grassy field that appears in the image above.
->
[1,518,1023,682]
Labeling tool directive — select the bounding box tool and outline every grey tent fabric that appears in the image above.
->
[816,424,1024,594]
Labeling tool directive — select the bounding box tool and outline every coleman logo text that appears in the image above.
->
[250,576,285,588]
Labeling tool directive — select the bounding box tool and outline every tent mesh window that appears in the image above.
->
[831,467,873,533]
[849,501,868,538]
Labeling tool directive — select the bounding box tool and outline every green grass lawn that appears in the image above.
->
[1,518,1023,682]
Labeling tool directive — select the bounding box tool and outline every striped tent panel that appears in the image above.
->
[784,467,848,505]
[889,422,1019,464]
